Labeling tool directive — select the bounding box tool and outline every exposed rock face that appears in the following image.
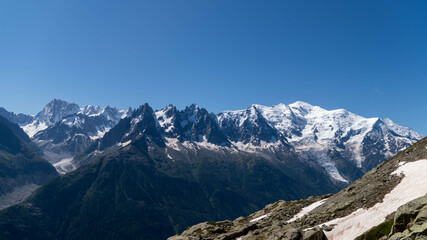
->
[388,194,427,240]
[167,195,330,240]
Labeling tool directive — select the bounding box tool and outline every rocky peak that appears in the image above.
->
[36,99,80,126]
[95,103,164,151]
[156,104,230,146]
[218,104,282,145]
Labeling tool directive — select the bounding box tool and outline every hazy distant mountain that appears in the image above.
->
[0,107,33,126]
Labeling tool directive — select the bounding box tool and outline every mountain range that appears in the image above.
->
[1,99,421,183]
[170,137,427,240]
[0,99,422,239]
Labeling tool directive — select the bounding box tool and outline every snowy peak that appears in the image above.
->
[17,99,131,166]
[80,105,129,121]
[381,118,422,140]
[95,103,164,151]
[218,102,422,182]
[288,100,316,113]
[219,105,282,146]
[156,104,177,134]
[156,104,230,146]
[22,99,130,139]
[35,99,80,127]
[22,99,80,137]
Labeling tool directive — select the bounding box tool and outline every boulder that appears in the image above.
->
[391,195,427,234]
[303,228,327,240]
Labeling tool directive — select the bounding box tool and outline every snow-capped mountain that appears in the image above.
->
[156,104,231,146]
[0,99,130,173]
[0,100,423,240]
[73,101,421,185]
[22,99,81,138]
[218,101,422,182]
[0,100,421,181]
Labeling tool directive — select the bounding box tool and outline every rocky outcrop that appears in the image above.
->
[168,195,330,240]
[388,194,427,240]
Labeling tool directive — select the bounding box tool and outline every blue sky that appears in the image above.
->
[0,0,426,135]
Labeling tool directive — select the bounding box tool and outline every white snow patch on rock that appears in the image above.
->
[53,157,76,174]
[398,161,406,166]
[250,213,271,223]
[288,198,328,223]
[322,159,427,240]
[118,140,132,147]
[22,122,48,138]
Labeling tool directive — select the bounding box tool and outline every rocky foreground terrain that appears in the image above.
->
[169,137,427,240]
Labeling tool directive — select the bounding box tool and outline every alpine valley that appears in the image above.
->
[0,99,423,240]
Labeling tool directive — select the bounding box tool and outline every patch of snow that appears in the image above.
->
[22,121,48,138]
[250,213,271,223]
[287,198,328,223]
[231,140,282,153]
[118,140,132,147]
[155,107,174,133]
[89,126,111,140]
[53,157,76,174]
[321,159,427,240]
[165,137,181,151]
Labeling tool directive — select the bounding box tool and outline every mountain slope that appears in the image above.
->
[0,105,342,240]
[169,137,427,240]
[0,116,58,210]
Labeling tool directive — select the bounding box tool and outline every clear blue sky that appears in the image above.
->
[0,0,426,135]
